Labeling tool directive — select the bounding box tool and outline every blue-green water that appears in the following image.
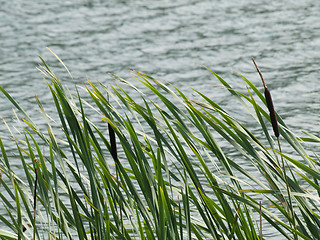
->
[1,1,320,130]
[1,0,320,238]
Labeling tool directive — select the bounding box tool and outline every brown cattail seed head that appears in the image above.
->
[252,57,280,138]
[264,88,280,137]
[108,123,118,163]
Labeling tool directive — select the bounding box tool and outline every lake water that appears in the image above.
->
[1,0,320,238]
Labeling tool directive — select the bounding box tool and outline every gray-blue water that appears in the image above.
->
[1,0,320,238]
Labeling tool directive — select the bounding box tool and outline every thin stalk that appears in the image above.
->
[259,201,262,240]
[277,138,297,239]
[33,159,38,240]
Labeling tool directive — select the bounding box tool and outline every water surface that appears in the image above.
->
[1,0,320,238]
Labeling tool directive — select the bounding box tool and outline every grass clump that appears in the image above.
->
[0,55,320,240]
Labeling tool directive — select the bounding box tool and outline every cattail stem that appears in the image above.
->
[259,201,262,240]
[33,160,38,240]
[277,138,297,239]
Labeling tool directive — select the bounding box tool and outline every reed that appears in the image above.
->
[0,55,319,239]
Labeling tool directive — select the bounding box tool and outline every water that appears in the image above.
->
[1,0,320,238]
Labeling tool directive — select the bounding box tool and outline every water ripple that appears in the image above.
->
[1,1,320,236]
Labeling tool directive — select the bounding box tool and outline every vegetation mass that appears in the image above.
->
[0,56,320,239]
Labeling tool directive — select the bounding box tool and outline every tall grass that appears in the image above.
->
[0,56,320,239]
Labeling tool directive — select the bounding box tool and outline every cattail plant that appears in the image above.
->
[107,93,118,165]
[107,106,124,233]
[252,57,279,138]
[252,57,298,239]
